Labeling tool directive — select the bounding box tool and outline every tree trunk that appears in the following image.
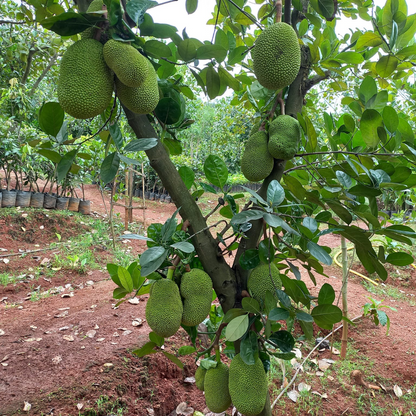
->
[124,109,238,313]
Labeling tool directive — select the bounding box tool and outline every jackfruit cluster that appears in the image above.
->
[247,263,282,303]
[204,362,232,413]
[252,22,301,90]
[268,115,301,160]
[57,26,159,119]
[241,115,301,182]
[241,130,274,182]
[180,269,212,327]
[229,354,268,416]
[145,278,183,338]
[103,40,149,87]
[116,59,159,115]
[57,39,113,119]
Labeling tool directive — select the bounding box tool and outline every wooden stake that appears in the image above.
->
[340,234,349,359]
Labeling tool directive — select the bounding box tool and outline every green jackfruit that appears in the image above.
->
[241,131,274,182]
[252,22,301,90]
[268,115,301,160]
[57,39,113,119]
[116,59,159,114]
[204,362,232,413]
[195,366,206,391]
[104,40,149,87]
[247,263,282,303]
[249,120,261,136]
[180,269,212,327]
[145,279,183,338]
[229,354,268,416]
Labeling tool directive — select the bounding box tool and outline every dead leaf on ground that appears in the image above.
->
[63,335,74,342]
[298,382,311,392]
[175,402,194,415]
[128,297,140,305]
[312,391,328,399]
[1,355,9,363]
[23,402,31,411]
[76,403,83,410]
[132,318,144,327]
[85,330,96,338]
[54,311,68,318]
[0,329,5,336]
[96,338,105,342]
[394,385,403,398]
[330,346,340,355]
[25,338,42,342]
[183,377,195,384]
[52,356,62,365]
[287,390,300,403]
[318,359,332,371]
[316,371,325,377]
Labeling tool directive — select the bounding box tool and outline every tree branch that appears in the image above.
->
[123,108,237,313]
[0,20,27,24]
[21,47,38,85]
[284,0,292,24]
[304,70,331,92]
[29,52,58,95]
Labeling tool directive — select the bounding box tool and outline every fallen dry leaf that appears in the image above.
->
[175,402,194,415]
[330,346,340,355]
[0,329,5,336]
[103,363,113,368]
[52,356,62,364]
[85,330,96,338]
[23,401,31,412]
[315,371,325,377]
[394,385,403,398]
[76,403,83,410]
[25,338,42,342]
[132,318,144,327]
[298,382,311,392]
[318,359,332,371]
[183,377,195,384]
[3,258,10,264]
[287,390,300,403]
[63,335,74,342]
[128,298,140,305]
[96,338,105,342]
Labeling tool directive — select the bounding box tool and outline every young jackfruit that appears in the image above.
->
[241,131,274,182]
[57,39,113,119]
[104,40,149,87]
[229,354,268,416]
[268,115,301,160]
[252,22,301,90]
[180,269,212,327]
[247,263,282,304]
[145,279,183,338]
[116,59,159,114]
[195,366,206,391]
[204,362,232,413]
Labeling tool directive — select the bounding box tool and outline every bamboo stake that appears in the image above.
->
[141,163,146,229]
[340,234,349,359]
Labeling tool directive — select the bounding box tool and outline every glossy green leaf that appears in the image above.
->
[185,0,198,14]
[311,304,342,330]
[376,55,398,77]
[118,266,133,293]
[307,241,332,265]
[360,109,383,148]
[57,149,77,182]
[178,166,195,190]
[100,152,120,183]
[204,155,228,189]
[318,283,335,305]
[239,249,260,270]
[386,252,414,266]
[139,247,169,276]
[39,102,64,137]
[225,314,249,342]
[126,0,157,25]
[269,330,295,353]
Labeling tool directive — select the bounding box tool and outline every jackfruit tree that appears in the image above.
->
[7,0,416,414]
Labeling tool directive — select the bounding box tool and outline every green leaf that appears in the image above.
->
[126,0,158,25]
[267,180,285,207]
[149,331,164,347]
[239,249,260,270]
[311,304,342,330]
[132,341,157,357]
[109,122,123,151]
[40,12,104,36]
[206,66,221,99]
[162,351,184,369]
[336,171,352,188]
[39,102,64,137]
[196,44,227,62]
[113,287,129,299]
[223,308,247,324]
[318,283,335,305]
[178,166,195,190]
[124,138,158,152]
[307,241,332,265]
[336,51,364,64]
[155,97,182,125]
[100,152,120,183]
[185,0,198,14]
[356,32,383,49]
[242,297,261,314]
[359,76,377,105]
[240,331,258,365]
[303,217,318,233]
[225,314,249,342]
[228,46,246,65]
[144,39,172,58]
[204,155,228,189]
[177,38,201,61]
[269,330,295,353]
[57,149,77,182]
[326,201,352,224]
[382,106,399,133]
[360,109,383,148]
[140,247,169,276]
[178,345,197,355]
[386,252,414,266]
[295,311,314,322]
[170,242,194,253]
[118,266,133,293]
[218,67,241,91]
[268,307,290,321]
[231,210,264,225]
[349,184,382,197]
[376,55,398,77]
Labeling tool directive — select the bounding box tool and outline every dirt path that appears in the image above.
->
[1,185,416,415]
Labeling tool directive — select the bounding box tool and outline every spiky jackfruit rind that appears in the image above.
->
[195,366,206,391]
[116,59,159,114]
[268,115,301,160]
[241,131,274,182]
[247,263,282,303]
[145,279,183,338]
[252,22,301,91]
[103,40,149,87]
[57,39,113,119]
[180,269,212,327]
[229,354,268,416]
[204,363,232,413]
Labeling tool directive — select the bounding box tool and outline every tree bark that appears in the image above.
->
[123,109,238,313]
